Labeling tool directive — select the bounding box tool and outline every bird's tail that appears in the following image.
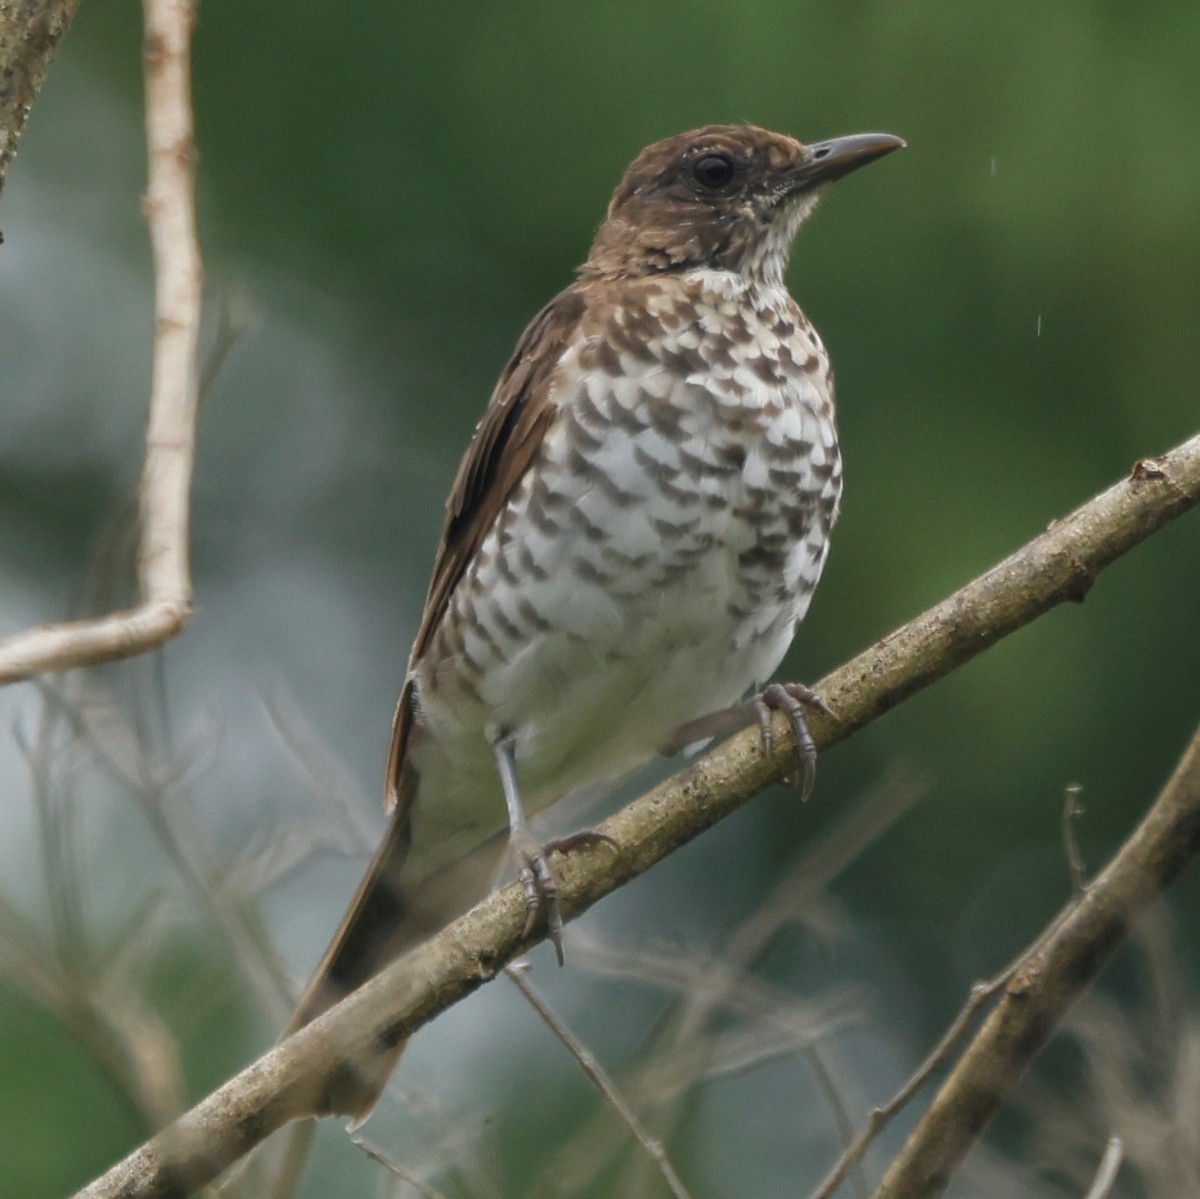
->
[283,764,506,1124]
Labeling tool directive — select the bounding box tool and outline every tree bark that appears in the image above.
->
[0,0,82,201]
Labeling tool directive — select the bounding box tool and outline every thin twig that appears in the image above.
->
[261,686,382,853]
[0,883,184,1133]
[506,963,694,1199]
[0,0,202,684]
[1062,783,1088,896]
[1082,1136,1123,1199]
[198,291,256,408]
[351,1138,450,1199]
[803,1046,869,1199]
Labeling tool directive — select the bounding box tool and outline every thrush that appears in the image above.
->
[287,123,904,1119]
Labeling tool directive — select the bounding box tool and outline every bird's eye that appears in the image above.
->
[691,154,736,190]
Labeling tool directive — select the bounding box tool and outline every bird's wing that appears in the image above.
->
[384,282,589,810]
[283,284,593,1109]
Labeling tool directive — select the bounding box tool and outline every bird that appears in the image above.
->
[286,122,904,1120]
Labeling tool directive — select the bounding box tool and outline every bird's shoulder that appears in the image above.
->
[424,271,708,611]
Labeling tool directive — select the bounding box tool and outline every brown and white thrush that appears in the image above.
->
[287,123,904,1120]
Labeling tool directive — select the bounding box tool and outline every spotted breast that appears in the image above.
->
[406,266,841,881]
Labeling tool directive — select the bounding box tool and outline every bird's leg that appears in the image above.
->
[660,683,834,801]
[492,732,616,966]
[492,731,562,961]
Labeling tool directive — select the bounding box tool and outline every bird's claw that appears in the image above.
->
[512,828,618,966]
[754,682,833,801]
[516,844,563,963]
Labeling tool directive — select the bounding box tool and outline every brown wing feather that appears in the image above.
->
[384,282,589,810]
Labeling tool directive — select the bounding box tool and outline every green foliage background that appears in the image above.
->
[1,2,1198,1196]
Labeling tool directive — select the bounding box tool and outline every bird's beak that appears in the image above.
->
[789,132,906,191]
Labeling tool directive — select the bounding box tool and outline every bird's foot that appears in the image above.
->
[753,682,835,801]
[510,827,618,965]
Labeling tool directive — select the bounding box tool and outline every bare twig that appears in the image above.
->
[197,291,256,407]
[1082,1136,1123,1199]
[261,685,382,853]
[572,938,857,1064]
[803,1045,870,1199]
[351,1137,450,1199]
[871,719,1200,1199]
[507,963,694,1199]
[0,0,201,684]
[1062,783,1088,895]
[1016,908,1200,1195]
[0,0,81,199]
[71,434,1200,1199]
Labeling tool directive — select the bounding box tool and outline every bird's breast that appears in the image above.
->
[412,273,842,827]
[553,272,843,598]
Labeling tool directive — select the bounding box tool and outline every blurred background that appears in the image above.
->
[1,2,1199,1196]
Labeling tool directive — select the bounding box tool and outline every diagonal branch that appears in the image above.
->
[870,718,1200,1199]
[0,0,201,685]
[72,431,1200,1199]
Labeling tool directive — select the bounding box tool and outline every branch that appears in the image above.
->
[73,432,1200,1198]
[0,0,81,200]
[0,0,201,685]
[869,720,1200,1199]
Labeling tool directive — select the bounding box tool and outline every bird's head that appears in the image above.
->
[583,124,904,286]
